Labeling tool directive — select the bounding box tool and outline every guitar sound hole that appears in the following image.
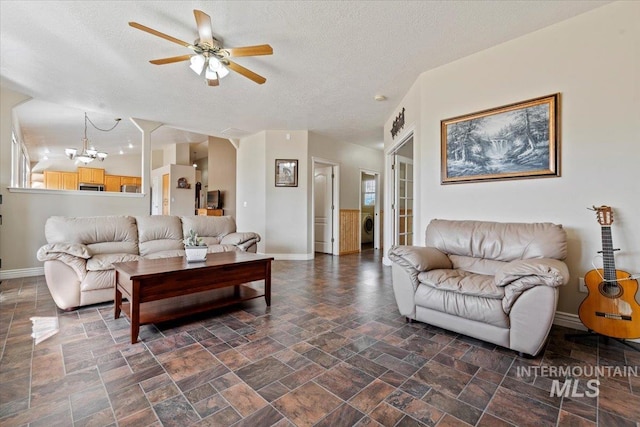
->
[599,281,623,298]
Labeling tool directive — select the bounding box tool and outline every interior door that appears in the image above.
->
[314,166,333,253]
[394,155,414,246]
[162,173,169,215]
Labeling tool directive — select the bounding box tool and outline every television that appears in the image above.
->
[207,190,222,209]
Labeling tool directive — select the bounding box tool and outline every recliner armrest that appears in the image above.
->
[495,258,569,288]
[388,245,452,272]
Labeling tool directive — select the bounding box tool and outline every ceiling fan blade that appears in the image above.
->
[149,54,192,65]
[225,60,267,84]
[129,22,194,49]
[193,10,214,48]
[206,78,220,87]
[223,44,273,57]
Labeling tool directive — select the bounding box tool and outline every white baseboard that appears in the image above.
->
[553,311,587,331]
[262,253,315,261]
[0,267,45,280]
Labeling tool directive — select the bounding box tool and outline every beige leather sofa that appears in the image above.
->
[37,215,260,310]
[388,219,569,356]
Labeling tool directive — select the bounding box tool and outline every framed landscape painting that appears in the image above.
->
[441,94,560,184]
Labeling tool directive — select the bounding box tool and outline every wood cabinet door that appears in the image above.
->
[78,167,105,184]
[77,167,91,183]
[44,171,62,189]
[62,172,78,190]
[120,176,138,185]
[105,175,121,192]
[92,168,105,184]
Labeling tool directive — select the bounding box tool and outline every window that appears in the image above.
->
[363,179,376,206]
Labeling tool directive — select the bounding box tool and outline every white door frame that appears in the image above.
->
[311,157,340,256]
[383,128,415,265]
[359,169,381,250]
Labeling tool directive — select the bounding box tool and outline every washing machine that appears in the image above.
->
[361,213,374,243]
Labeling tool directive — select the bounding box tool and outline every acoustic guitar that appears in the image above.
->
[578,206,640,339]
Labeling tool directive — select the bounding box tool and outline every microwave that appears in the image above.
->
[78,183,105,191]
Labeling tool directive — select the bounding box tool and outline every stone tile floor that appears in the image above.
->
[1,250,639,426]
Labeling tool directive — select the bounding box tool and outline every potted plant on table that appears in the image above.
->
[184,229,208,262]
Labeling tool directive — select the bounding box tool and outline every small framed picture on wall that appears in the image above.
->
[275,159,298,187]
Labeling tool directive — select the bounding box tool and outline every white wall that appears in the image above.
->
[265,131,309,257]
[169,164,196,216]
[236,132,267,253]
[308,132,384,209]
[208,136,236,219]
[383,2,640,315]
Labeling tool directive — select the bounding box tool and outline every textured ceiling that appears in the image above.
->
[1,1,611,162]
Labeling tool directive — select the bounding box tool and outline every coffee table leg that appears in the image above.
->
[130,281,140,344]
[265,261,271,306]
[114,277,122,319]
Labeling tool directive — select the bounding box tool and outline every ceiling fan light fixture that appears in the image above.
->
[204,67,218,81]
[208,57,229,78]
[189,54,206,75]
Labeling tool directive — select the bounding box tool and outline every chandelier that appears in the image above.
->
[65,112,121,164]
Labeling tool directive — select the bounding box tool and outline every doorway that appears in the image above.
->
[392,136,414,246]
[312,159,339,256]
[360,171,380,250]
[162,173,169,215]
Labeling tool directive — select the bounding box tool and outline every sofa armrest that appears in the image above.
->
[495,258,569,288]
[37,242,91,260]
[220,232,261,252]
[388,245,452,272]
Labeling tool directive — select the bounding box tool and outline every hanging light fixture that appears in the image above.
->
[65,112,121,164]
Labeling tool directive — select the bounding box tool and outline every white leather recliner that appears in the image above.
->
[388,219,570,357]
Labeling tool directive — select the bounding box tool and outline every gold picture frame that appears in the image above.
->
[275,159,298,187]
[441,93,560,184]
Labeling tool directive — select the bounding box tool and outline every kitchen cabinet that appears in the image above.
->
[78,167,105,184]
[104,174,142,192]
[105,175,121,192]
[44,171,78,190]
[62,172,78,190]
[44,171,62,190]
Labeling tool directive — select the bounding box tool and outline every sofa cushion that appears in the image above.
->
[425,219,567,262]
[180,216,237,246]
[45,216,139,255]
[414,284,509,328]
[136,216,183,257]
[86,253,142,271]
[144,249,185,259]
[418,269,505,299]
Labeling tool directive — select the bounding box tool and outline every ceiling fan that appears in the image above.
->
[129,10,272,86]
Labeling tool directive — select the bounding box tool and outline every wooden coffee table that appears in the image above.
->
[113,252,273,343]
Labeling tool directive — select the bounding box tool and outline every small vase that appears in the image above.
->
[185,245,208,263]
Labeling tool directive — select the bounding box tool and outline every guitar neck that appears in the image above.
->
[601,226,617,282]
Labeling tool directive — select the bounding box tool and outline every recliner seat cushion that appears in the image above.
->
[418,269,505,299]
[414,284,509,328]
